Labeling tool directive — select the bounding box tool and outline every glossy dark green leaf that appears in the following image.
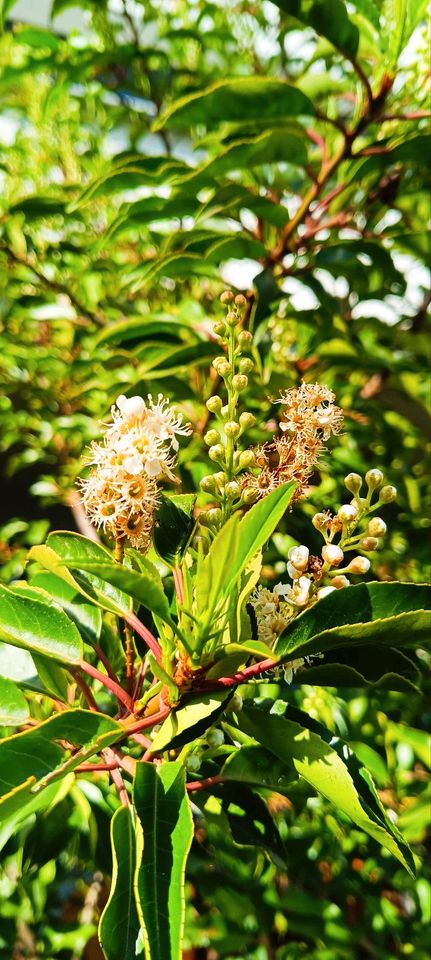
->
[0,582,83,664]
[155,77,314,130]
[133,761,193,960]
[153,493,196,567]
[29,571,102,643]
[221,744,296,793]
[300,645,421,692]
[0,676,29,726]
[273,0,360,55]
[99,806,142,960]
[150,690,232,753]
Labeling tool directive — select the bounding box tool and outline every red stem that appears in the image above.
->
[186,775,225,792]
[125,612,162,662]
[200,656,279,690]
[72,670,98,711]
[79,660,133,713]
[124,705,170,735]
[94,643,122,685]
[75,762,118,772]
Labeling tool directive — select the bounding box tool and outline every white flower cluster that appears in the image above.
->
[79,393,191,549]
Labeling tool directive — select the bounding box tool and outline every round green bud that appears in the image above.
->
[344,473,362,494]
[239,411,256,431]
[312,512,329,531]
[368,516,387,537]
[225,480,241,499]
[220,404,230,420]
[225,420,240,438]
[225,691,243,713]
[213,471,226,486]
[213,321,226,337]
[235,294,247,306]
[206,728,225,748]
[232,373,248,391]
[209,444,225,462]
[186,754,201,773]
[206,396,222,414]
[237,330,253,347]
[220,290,234,304]
[200,474,217,493]
[365,468,384,489]
[359,536,379,551]
[379,484,397,503]
[212,355,227,372]
[204,429,221,446]
[239,357,254,374]
[238,449,256,469]
[218,361,231,378]
[226,310,239,327]
[207,507,222,526]
[242,487,258,505]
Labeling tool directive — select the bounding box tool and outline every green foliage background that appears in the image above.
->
[0,1,429,958]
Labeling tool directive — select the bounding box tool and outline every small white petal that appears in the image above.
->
[123,455,143,476]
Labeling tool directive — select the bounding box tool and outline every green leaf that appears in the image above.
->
[155,77,314,130]
[239,702,414,874]
[31,533,172,624]
[193,130,308,180]
[133,761,193,960]
[0,709,123,824]
[300,645,421,692]
[221,744,296,793]
[273,0,360,56]
[99,806,142,960]
[153,494,196,567]
[29,571,102,643]
[275,582,431,660]
[0,582,83,664]
[385,721,431,769]
[150,690,232,753]
[0,676,29,726]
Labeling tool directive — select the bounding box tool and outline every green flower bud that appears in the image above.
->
[206,396,222,414]
[379,484,397,503]
[368,516,387,537]
[206,728,225,748]
[213,321,226,337]
[235,294,247,306]
[237,330,252,347]
[225,691,243,713]
[242,487,258,504]
[238,449,256,469]
[220,404,230,419]
[207,507,222,526]
[212,356,228,373]
[359,536,379,551]
[365,468,384,489]
[232,373,248,391]
[225,480,241,499]
[239,357,253,374]
[204,429,221,446]
[225,420,240,438]
[213,471,226,487]
[344,473,362,494]
[209,444,225,462]
[200,474,217,493]
[186,754,201,773]
[218,361,231,377]
[226,310,239,327]
[220,290,234,304]
[239,411,256,431]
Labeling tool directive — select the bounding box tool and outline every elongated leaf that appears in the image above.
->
[0,709,123,823]
[0,583,83,664]
[31,533,172,624]
[29,571,102,643]
[223,482,296,597]
[153,493,196,567]
[239,702,414,874]
[221,744,296,793]
[275,581,431,660]
[99,806,142,960]
[133,761,193,960]
[300,645,421,692]
[155,77,314,130]
[150,690,231,753]
[273,0,359,56]
[0,676,29,726]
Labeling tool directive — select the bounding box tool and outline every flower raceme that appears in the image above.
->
[79,393,191,548]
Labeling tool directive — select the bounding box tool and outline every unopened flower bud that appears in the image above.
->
[237,330,253,348]
[338,504,358,523]
[359,536,379,551]
[220,404,230,419]
[346,556,370,574]
[368,516,387,537]
[225,480,241,499]
[238,449,256,469]
[213,321,226,337]
[287,561,303,580]
[331,575,350,589]
[220,290,234,304]
[239,357,253,374]
[239,412,256,431]
[225,420,240,438]
[207,508,222,525]
[218,361,231,377]
[317,586,336,600]
[365,469,384,489]
[379,484,397,503]
[212,356,227,372]
[226,691,243,713]
[312,513,329,531]
[186,755,201,773]
[209,444,225,462]
[288,545,309,571]
[206,396,222,414]
[344,473,362,494]
[232,374,248,391]
[242,487,258,504]
[206,728,225,748]
[226,310,239,327]
[322,544,344,566]
[204,429,221,446]
[234,294,247,306]
[213,471,226,487]
[116,395,146,418]
[200,474,216,493]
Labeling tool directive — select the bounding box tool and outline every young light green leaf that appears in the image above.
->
[99,806,142,960]
[0,583,83,664]
[223,481,296,597]
[155,77,314,130]
[0,676,29,726]
[133,761,193,960]
[150,690,232,753]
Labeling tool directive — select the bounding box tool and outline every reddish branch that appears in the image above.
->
[79,659,134,712]
[200,656,279,690]
[125,612,162,662]
[186,775,225,792]
[122,705,170,735]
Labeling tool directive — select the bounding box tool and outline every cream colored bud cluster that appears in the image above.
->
[311,468,396,587]
[242,382,343,504]
[200,291,256,527]
[79,393,191,550]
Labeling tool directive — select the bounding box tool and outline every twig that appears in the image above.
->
[200,656,280,690]
[186,775,225,792]
[71,670,98,711]
[79,659,133,713]
[173,566,184,606]
[125,611,163,662]
[123,705,170,735]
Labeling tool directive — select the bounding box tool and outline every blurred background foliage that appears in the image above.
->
[0,1,430,958]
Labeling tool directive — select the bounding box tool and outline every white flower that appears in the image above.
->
[283,658,305,684]
[123,454,144,476]
[288,545,309,571]
[287,561,303,580]
[322,544,344,566]
[337,504,358,523]
[346,556,370,574]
